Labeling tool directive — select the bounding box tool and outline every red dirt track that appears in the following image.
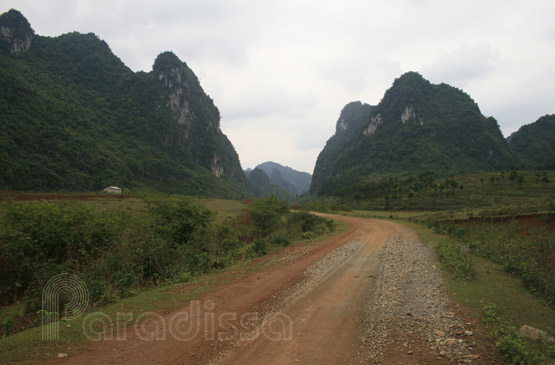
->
[59,214,449,364]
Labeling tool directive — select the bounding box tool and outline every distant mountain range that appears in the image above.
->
[244,168,294,201]
[254,162,311,195]
[0,9,248,197]
[245,161,311,200]
[311,72,555,195]
[245,162,311,200]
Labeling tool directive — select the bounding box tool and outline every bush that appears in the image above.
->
[496,330,546,365]
[2,316,15,337]
[251,238,269,257]
[249,196,289,235]
[482,302,500,323]
[0,196,219,308]
[286,212,334,236]
[435,240,475,279]
[272,235,291,247]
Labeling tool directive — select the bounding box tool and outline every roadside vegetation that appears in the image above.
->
[420,221,555,364]
[0,194,334,342]
[300,169,555,364]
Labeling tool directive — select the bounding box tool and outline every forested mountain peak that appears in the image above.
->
[509,114,555,168]
[391,71,430,88]
[335,101,372,136]
[311,72,517,195]
[0,9,34,54]
[0,9,247,197]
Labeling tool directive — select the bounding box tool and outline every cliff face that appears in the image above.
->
[152,52,246,184]
[0,9,34,54]
[0,10,247,197]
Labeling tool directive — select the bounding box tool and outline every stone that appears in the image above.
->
[519,325,555,343]
[463,354,480,359]
[433,330,445,337]
[464,330,473,336]
[445,338,457,346]
[57,353,68,358]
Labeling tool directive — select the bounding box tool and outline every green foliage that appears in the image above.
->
[0,194,335,340]
[2,316,14,338]
[482,302,501,323]
[510,115,555,169]
[495,329,548,365]
[251,238,269,257]
[434,240,475,279]
[311,73,520,196]
[481,303,550,364]
[288,211,333,233]
[317,169,554,212]
[249,196,290,235]
[0,199,118,303]
[437,220,555,304]
[0,11,248,198]
[145,196,213,246]
[0,196,220,307]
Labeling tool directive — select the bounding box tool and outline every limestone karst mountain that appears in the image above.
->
[311,72,518,195]
[0,9,247,197]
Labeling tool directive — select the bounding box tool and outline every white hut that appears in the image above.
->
[103,186,122,194]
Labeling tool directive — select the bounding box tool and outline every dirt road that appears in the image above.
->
[63,214,483,364]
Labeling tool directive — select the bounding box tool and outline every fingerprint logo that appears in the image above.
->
[42,273,89,340]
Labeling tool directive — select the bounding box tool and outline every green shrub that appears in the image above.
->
[496,330,546,365]
[482,302,500,323]
[249,196,289,235]
[435,240,475,279]
[272,235,291,247]
[286,211,334,236]
[0,196,219,309]
[252,238,269,257]
[2,316,15,337]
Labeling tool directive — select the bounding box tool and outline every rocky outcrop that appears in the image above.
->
[310,101,372,194]
[400,105,423,125]
[152,51,245,183]
[212,153,225,178]
[363,114,382,136]
[0,9,34,54]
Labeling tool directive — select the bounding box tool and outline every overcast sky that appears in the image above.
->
[3,0,554,174]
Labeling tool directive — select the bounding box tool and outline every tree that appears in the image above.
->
[249,196,289,235]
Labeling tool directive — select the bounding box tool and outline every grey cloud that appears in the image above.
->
[3,0,555,173]
[420,43,500,88]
